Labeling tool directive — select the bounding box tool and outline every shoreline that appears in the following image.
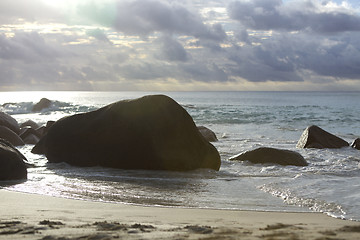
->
[1,189,360,239]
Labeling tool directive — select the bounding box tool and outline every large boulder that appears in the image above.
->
[34,95,221,171]
[351,138,360,150]
[229,147,308,166]
[197,126,218,142]
[0,139,27,180]
[32,98,52,112]
[296,125,349,149]
[0,126,25,146]
[0,112,20,134]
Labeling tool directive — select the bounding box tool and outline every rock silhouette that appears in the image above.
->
[34,95,221,171]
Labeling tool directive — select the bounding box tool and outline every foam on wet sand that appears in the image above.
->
[1,189,359,239]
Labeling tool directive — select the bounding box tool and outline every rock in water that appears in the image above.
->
[229,147,308,166]
[0,139,27,180]
[296,125,349,149]
[351,138,360,150]
[197,126,218,142]
[38,95,221,171]
[32,98,52,112]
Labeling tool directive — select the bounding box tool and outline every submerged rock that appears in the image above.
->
[351,138,360,150]
[296,125,349,149]
[0,139,27,180]
[34,95,221,171]
[32,98,52,112]
[229,147,308,166]
[197,126,218,142]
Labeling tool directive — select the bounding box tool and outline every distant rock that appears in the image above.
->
[197,126,218,142]
[19,127,41,145]
[229,147,308,166]
[32,98,52,112]
[20,120,40,130]
[0,139,27,180]
[33,95,221,171]
[351,138,360,150]
[0,126,25,146]
[0,112,20,134]
[296,125,349,149]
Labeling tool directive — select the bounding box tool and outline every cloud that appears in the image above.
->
[0,32,60,62]
[86,28,112,44]
[78,0,227,42]
[0,0,360,91]
[227,30,360,82]
[0,0,62,24]
[227,0,360,33]
[156,35,189,62]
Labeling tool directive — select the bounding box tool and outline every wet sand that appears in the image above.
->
[1,189,359,239]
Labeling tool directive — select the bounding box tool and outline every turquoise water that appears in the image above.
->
[1,91,360,221]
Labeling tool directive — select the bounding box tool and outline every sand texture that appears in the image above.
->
[1,189,359,240]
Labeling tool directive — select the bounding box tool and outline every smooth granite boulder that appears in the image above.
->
[351,138,360,150]
[0,126,25,146]
[229,147,308,166]
[32,98,52,112]
[0,139,27,180]
[35,95,221,171]
[197,126,218,142]
[296,125,349,149]
[0,112,20,134]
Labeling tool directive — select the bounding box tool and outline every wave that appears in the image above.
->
[259,184,347,219]
[1,101,97,116]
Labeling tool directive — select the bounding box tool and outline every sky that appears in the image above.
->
[0,0,360,91]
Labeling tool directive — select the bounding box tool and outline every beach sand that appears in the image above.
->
[1,189,359,240]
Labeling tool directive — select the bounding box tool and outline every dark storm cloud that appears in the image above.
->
[227,0,360,33]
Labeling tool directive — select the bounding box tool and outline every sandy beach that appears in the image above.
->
[0,189,359,240]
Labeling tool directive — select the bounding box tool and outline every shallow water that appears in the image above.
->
[1,91,359,221]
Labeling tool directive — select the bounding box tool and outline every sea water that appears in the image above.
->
[1,91,359,221]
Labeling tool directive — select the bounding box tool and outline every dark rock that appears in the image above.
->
[32,98,52,112]
[296,125,349,149]
[31,136,46,154]
[0,112,20,134]
[197,126,218,142]
[35,95,221,171]
[20,120,39,130]
[229,147,308,166]
[0,126,25,146]
[351,138,360,150]
[19,128,41,144]
[35,121,55,139]
[0,139,27,180]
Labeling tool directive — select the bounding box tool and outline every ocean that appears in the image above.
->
[1,91,359,221]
